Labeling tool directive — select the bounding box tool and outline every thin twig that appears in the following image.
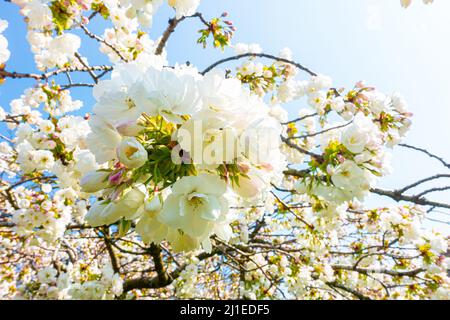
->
[201,53,318,76]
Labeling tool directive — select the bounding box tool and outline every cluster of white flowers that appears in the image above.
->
[174,255,201,297]
[82,58,285,252]
[240,253,293,299]
[11,0,200,70]
[93,0,201,62]
[22,263,123,300]
[66,264,123,300]
[401,0,434,8]
[12,0,201,70]
[0,19,10,65]
[10,85,83,121]
[14,0,83,70]
[0,141,16,176]
[108,0,162,30]
[98,0,161,63]
[100,27,163,63]
[168,0,201,19]
[0,88,95,240]
[17,0,54,30]
[235,201,449,300]
[37,33,81,70]
[11,185,73,242]
[15,114,93,174]
[1,0,449,301]
[234,42,262,55]
[105,0,200,29]
[233,46,298,98]
[285,78,412,204]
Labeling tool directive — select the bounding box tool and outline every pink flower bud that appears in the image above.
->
[237,162,250,174]
[108,170,124,185]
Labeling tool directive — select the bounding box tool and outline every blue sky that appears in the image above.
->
[1,0,449,232]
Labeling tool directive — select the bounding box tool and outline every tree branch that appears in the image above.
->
[0,65,112,82]
[201,53,318,76]
[155,17,186,55]
[371,188,450,209]
[80,24,128,62]
[102,229,120,274]
[326,281,371,300]
[123,247,225,292]
[281,135,323,162]
[399,144,450,170]
[333,265,425,277]
[155,13,209,56]
[397,174,450,194]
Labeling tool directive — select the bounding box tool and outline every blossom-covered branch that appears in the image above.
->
[0,0,448,301]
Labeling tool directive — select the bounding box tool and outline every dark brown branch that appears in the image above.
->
[0,221,14,228]
[147,243,169,285]
[397,174,450,194]
[326,281,371,300]
[74,52,98,84]
[0,65,112,81]
[281,135,323,162]
[60,83,95,90]
[5,175,56,193]
[426,217,450,225]
[270,191,314,230]
[371,188,450,209]
[123,247,221,292]
[155,13,209,56]
[80,24,128,62]
[333,265,425,277]
[155,17,186,55]
[289,121,352,140]
[399,144,450,170]
[201,53,318,76]
[282,113,318,125]
[416,186,450,198]
[283,168,310,178]
[103,231,120,274]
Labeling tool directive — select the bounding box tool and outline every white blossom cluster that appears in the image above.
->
[0,19,10,66]
[18,263,123,300]
[0,87,95,241]
[82,57,286,252]
[0,0,449,301]
[292,85,412,204]
[11,185,72,242]
[11,0,201,69]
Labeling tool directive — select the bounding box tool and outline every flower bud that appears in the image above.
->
[85,187,146,227]
[80,171,110,193]
[326,164,335,176]
[104,187,147,222]
[108,169,125,185]
[117,137,148,169]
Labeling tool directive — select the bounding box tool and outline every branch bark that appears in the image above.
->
[371,188,450,210]
[201,53,318,76]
